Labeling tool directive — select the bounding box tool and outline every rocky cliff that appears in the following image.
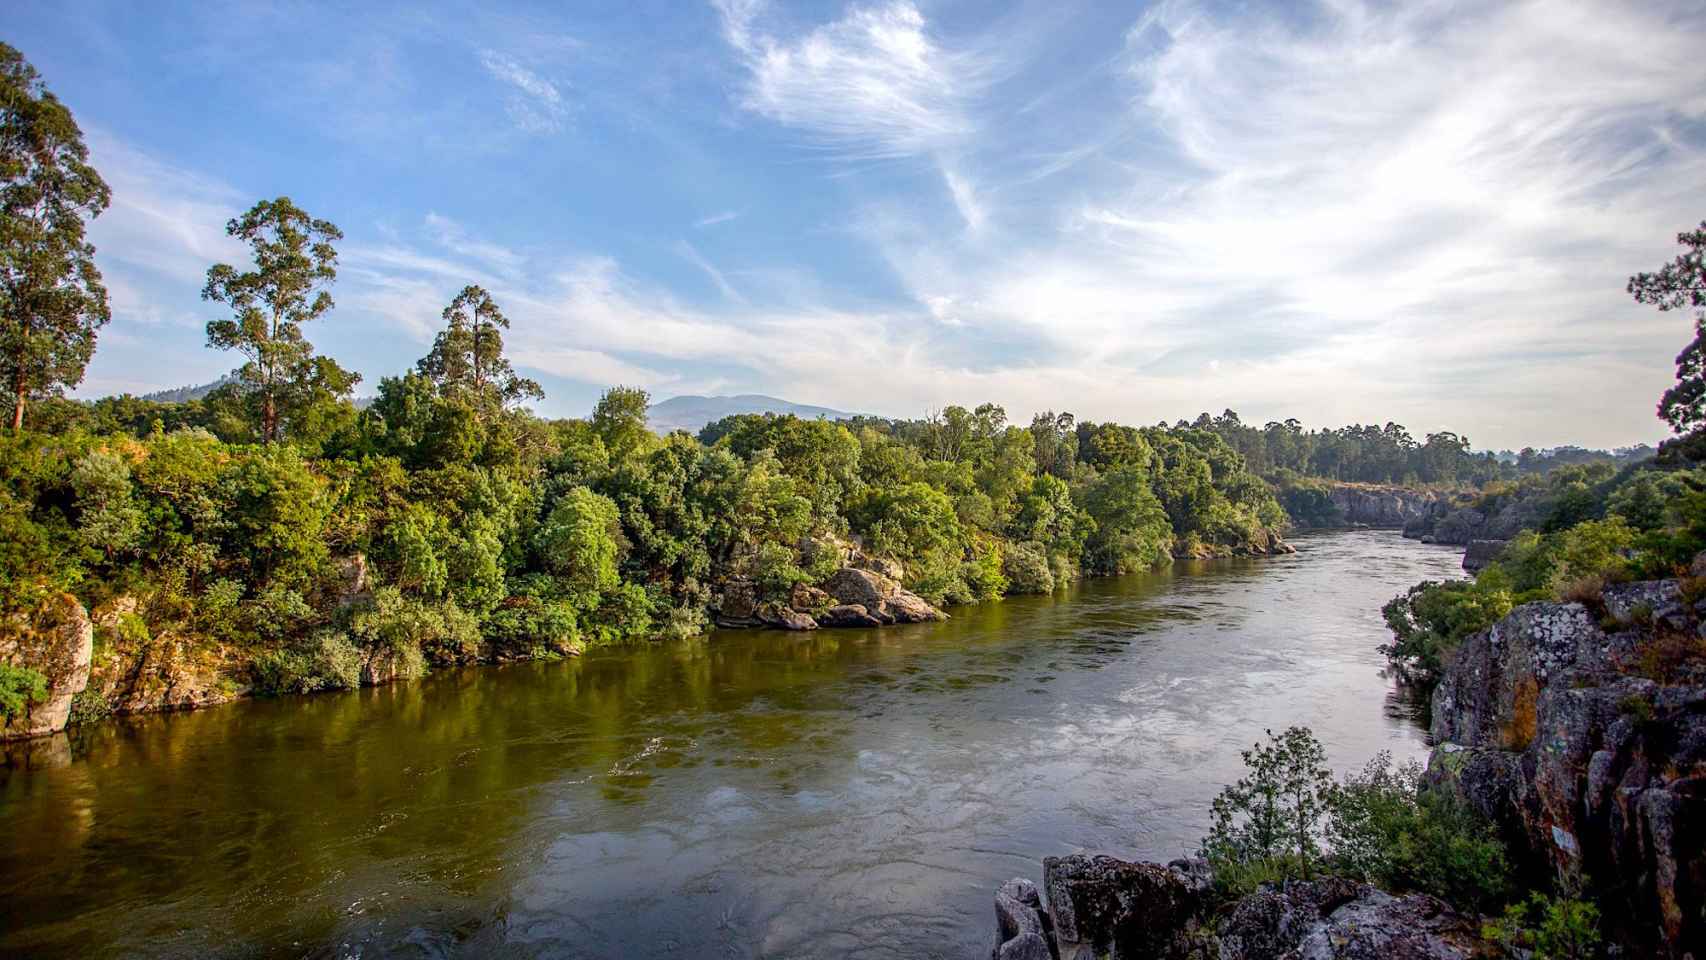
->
[1427,578,1705,958]
[1403,497,1541,546]
[989,854,1491,959]
[1322,483,1452,528]
[0,593,93,740]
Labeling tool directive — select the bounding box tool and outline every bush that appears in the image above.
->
[1381,578,1513,680]
[346,587,472,672]
[1484,893,1601,959]
[1328,752,1511,912]
[1202,726,1334,891]
[251,630,362,695]
[0,663,48,721]
[1001,540,1055,594]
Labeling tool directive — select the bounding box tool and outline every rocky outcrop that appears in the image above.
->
[991,856,1487,960]
[1461,538,1506,573]
[822,567,945,624]
[1218,878,1483,960]
[1041,854,1204,959]
[714,564,946,632]
[0,593,94,740]
[1324,483,1450,528]
[1428,580,1706,957]
[1405,497,1542,546]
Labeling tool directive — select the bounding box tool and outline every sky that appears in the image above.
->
[10,0,1706,450]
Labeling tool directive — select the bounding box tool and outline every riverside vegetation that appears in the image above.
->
[0,40,1566,734]
[990,222,1706,959]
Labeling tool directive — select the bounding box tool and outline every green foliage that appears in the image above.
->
[0,42,111,432]
[0,662,48,720]
[1382,578,1515,679]
[1082,464,1172,573]
[1328,753,1510,912]
[202,197,356,444]
[1001,540,1055,594]
[1202,726,1335,888]
[417,285,542,412]
[346,587,473,672]
[252,630,362,695]
[1485,893,1602,959]
[533,486,623,601]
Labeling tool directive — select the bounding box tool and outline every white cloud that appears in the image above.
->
[676,240,746,303]
[478,49,568,134]
[694,210,742,228]
[725,0,980,159]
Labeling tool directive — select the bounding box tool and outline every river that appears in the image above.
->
[0,530,1464,959]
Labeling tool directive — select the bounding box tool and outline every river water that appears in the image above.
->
[0,530,1463,959]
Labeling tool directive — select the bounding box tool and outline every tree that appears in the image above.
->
[592,385,652,462]
[0,42,111,431]
[1202,726,1334,884]
[417,284,542,412]
[203,197,353,443]
[1630,221,1706,434]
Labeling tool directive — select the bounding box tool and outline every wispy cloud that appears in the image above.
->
[478,48,568,134]
[694,210,742,228]
[676,240,746,303]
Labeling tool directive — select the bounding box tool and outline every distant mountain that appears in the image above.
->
[647,394,858,435]
[138,376,235,404]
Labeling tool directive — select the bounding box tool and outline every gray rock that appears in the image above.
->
[756,602,817,631]
[718,580,760,622]
[1462,539,1507,573]
[1043,853,1200,960]
[1601,579,1685,629]
[818,604,883,628]
[995,933,1051,960]
[1429,581,1706,956]
[0,594,94,740]
[820,568,945,624]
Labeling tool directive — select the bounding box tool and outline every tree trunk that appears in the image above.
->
[263,389,277,444]
[10,371,23,432]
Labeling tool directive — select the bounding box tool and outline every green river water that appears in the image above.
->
[0,529,1464,959]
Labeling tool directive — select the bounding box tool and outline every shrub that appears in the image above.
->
[1328,753,1511,912]
[1381,578,1513,680]
[1001,540,1056,594]
[1484,893,1601,959]
[1202,726,1334,891]
[0,663,48,721]
[251,630,362,695]
[346,587,473,671]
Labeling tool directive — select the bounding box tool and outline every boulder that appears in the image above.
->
[819,604,883,628]
[1461,539,1506,573]
[716,580,761,627]
[1218,878,1483,960]
[0,593,94,740]
[1042,853,1202,960]
[789,583,831,612]
[756,602,817,631]
[852,553,905,582]
[820,568,945,625]
[824,567,895,608]
[993,877,1050,958]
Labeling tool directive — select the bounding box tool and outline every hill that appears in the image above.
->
[647,394,857,435]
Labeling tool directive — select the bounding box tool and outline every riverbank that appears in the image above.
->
[2,530,1297,743]
[0,530,1452,959]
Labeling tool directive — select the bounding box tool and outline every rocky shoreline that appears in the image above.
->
[1,532,1299,744]
[986,572,1706,959]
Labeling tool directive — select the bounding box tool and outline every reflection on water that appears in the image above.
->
[0,530,1465,959]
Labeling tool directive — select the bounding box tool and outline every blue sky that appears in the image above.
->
[10,0,1706,449]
